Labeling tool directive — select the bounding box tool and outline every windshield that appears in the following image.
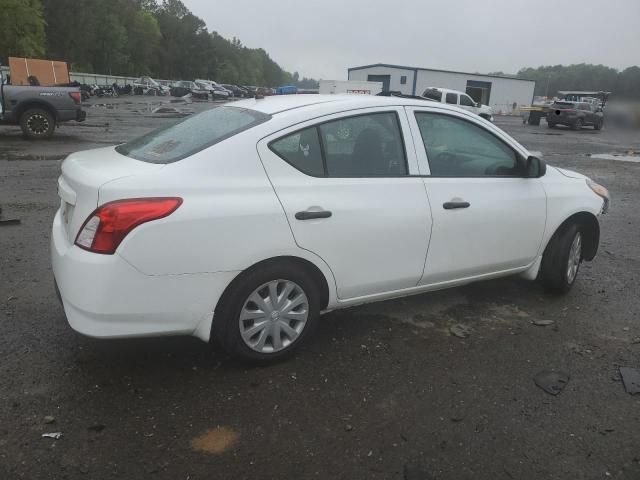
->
[115,106,271,164]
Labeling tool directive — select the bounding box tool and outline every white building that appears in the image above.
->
[348,63,535,113]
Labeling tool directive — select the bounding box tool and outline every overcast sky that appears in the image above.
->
[183,0,640,79]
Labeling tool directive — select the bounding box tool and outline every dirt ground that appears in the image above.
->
[1,96,640,480]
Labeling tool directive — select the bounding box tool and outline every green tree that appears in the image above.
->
[126,10,161,75]
[0,0,46,62]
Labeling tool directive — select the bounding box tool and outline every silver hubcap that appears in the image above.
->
[27,114,49,134]
[567,232,582,284]
[239,280,309,354]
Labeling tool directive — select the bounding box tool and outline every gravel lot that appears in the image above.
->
[1,96,640,480]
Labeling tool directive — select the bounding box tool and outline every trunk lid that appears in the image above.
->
[58,146,164,242]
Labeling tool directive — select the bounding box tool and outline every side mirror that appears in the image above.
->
[476,102,482,108]
[526,155,546,178]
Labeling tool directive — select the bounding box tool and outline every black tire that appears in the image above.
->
[594,119,603,131]
[572,118,583,130]
[539,222,583,294]
[20,108,55,139]
[212,261,321,363]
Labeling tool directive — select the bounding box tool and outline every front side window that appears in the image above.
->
[445,92,458,104]
[460,95,475,107]
[269,112,408,177]
[415,112,522,177]
[116,106,270,164]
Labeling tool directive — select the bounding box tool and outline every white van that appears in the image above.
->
[423,87,493,121]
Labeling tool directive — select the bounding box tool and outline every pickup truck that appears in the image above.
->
[0,68,86,139]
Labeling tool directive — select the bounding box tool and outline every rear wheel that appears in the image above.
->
[572,118,584,130]
[539,222,583,294]
[594,119,603,130]
[212,261,321,363]
[20,108,55,139]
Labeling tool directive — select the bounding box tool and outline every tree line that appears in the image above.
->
[1,0,318,87]
[490,64,640,99]
[1,1,638,95]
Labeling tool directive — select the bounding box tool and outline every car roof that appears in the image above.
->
[425,87,466,95]
[230,94,470,116]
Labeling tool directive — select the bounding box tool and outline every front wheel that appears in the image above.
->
[594,119,603,130]
[20,108,55,139]
[212,262,321,363]
[539,223,583,294]
[572,118,584,130]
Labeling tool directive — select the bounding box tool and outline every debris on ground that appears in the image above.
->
[42,432,63,440]
[344,424,353,432]
[449,324,471,339]
[619,367,640,394]
[43,416,55,424]
[88,424,105,432]
[531,320,555,326]
[191,426,239,454]
[0,206,21,226]
[534,370,570,395]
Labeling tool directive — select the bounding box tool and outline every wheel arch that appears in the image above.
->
[215,255,331,315]
[546,211,600,261]
[15,101,58,122]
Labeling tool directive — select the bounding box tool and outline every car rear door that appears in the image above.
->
[258,107,433,300]
[406,106,547,285]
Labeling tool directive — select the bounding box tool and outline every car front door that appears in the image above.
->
[258,108,433,300]
[406,107,547,285]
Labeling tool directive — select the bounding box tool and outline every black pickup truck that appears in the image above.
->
[0,68,86,139]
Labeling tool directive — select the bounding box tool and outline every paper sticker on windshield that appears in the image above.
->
[146,140,181,156]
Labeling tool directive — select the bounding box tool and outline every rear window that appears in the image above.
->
[423,88,442,101]
[115,106,270,163]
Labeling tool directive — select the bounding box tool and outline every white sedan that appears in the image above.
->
[52,95,610,362]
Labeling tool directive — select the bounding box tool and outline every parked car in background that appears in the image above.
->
[195,80,231,100]
[222,84,248,98]
[256,86,274,96]
[133,76,169,96]
[242,85,258,96]
[423,87,493,121]
[0,66,86,139]
[52,95,609,363]
[546,101,604,130]
[170,81,209,99]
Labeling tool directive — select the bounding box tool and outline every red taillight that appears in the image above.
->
[69,92,81,104]
[75,198,182,254]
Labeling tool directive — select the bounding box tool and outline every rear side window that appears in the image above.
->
[269,112,408,177]
[270,127,325,176]
[116,106,270,163]
[445,92,458,104]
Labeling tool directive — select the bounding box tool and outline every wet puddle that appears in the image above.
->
[589,152,640,163]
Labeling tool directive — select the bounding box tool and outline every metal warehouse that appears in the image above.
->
[348,63,535,114]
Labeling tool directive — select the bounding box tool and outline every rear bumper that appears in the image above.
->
[51,210,239,341]
[57,108,86,123]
